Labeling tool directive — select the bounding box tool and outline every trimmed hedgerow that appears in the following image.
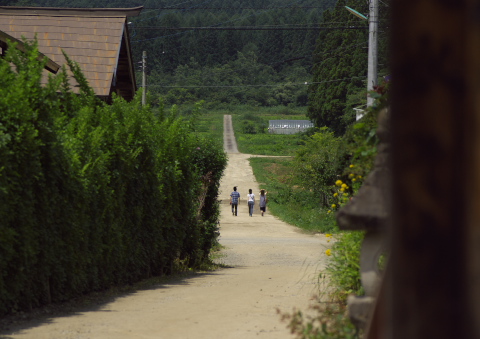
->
[0,39,226,314]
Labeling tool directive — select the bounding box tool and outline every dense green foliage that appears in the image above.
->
[148,51,313,108]
[294,127,346,204]
[308,0,368,135]
[294,104,379,212]
[323,231,364,301]
[0,40,226,315]
[307,0,390,135]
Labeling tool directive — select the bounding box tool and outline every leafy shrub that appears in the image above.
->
[242,120,257,134]
[323,231,364,302]
[240,113,267,134]
[294,128,347,206]
[278,297,359,339]
[0,39,226,315]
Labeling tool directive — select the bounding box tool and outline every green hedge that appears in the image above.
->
[0,39,226,314]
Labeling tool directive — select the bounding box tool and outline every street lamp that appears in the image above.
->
[345,0,378,107]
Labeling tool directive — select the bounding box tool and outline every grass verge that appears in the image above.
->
[194,108,225,144]
[249,157,337,233]
[230,106,311,156]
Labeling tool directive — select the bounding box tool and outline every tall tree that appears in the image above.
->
[307,0,369,135]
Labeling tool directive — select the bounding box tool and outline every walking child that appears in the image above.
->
[230,186,240,216]
[259,189,268,216]
[247,189,255,217]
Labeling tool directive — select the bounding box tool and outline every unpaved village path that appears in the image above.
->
[1,115,328,339]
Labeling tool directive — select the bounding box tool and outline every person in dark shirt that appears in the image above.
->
[259,189,268,216]
[230,186,240,216]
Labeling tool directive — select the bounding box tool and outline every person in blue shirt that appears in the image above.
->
[230,186,240,216]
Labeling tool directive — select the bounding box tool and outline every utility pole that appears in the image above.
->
[367,0,378,107]
[142,50,147,106]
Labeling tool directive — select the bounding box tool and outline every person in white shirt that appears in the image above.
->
[247,189,255,217]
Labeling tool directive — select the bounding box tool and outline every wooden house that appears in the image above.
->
[0,6,142,102]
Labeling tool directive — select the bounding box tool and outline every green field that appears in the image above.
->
[194,108,225,143]
[229,105,312,156]
[194,105,313,155]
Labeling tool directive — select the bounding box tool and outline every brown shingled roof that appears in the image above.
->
[0,29,61,73]
[0,6,142,101]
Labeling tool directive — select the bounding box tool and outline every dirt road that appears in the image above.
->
[1,115,328,339]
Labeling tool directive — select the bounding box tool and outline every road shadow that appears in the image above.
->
[0,265,235,338]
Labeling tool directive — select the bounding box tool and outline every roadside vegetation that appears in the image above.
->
[0,40,227,316]
[249,157,337,233]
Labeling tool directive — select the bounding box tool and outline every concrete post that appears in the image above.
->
[142,50,146,106]
[367,0,378,107]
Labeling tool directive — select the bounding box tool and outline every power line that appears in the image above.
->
[147,76,367,88]
[137,0,215,23]
[134,38,371,89]
[142,6,327,10]
[134,25,368,31]
[133,0,307,42]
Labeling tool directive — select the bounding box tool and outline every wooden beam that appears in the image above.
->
[381,0,480,337]
[0,30,60,73]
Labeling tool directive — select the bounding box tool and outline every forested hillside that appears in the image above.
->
[1,0,338,107]
[1,0,389,128]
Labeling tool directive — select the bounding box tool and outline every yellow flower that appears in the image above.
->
[331,204,336,209]
[325,249,332,256]
[352,178,357,182]
[335,180,343,186]
[349,164,355,168]
[358,175,362,179]
[333,192,338,197]
[341,183,348,189]
[327,210,331,214]
[348,173,355,178]
[339,188,345,192]
[344,193,349,197]
[325,234,332,238]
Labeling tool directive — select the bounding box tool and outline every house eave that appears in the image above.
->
[0,6,143,18]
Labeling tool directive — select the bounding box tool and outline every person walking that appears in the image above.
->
[259,189,268,216]
[230,186,240,216]
[247,188,255,217]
